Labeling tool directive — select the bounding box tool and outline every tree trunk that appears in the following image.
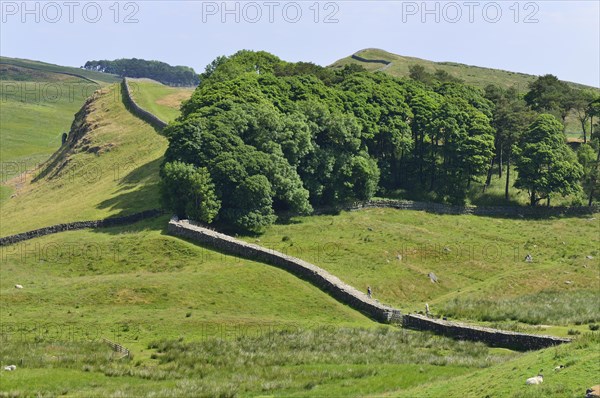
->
[530,190,536,206]
[547,196,550,207]
[505,155,511,201]
[589,147,600,206]
[498,146,503,178]
[483,155,496,192]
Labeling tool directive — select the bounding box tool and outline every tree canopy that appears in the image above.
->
[160,51,592,232]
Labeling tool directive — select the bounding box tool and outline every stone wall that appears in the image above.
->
[402,314,571,351]
[169,218,574,351]
[167,218,402,323]
[354,199,599,217]
[351,54,391,65]
[121,78,168,131]
[0,209,163,247]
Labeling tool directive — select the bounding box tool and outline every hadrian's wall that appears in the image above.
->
[121,78,168,131]
[0,210,163,247]
[168,218,572,351]
[167,218,402,324]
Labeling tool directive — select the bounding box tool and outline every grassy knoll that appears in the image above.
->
[242,208,599,329]
[128,79,194,123]
[0,83,167,235]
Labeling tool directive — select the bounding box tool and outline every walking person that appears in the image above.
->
[367,286,372,298]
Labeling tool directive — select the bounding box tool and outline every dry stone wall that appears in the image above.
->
[169,218,574,351]
[403,314,571,351]
[121,78,168,131]
[167,218,402,323]
[0,210,163,246]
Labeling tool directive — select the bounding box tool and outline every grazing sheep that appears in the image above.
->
[554,365,565,372]
[525,374,543,385]
[525,254,533,263]
[3,365,16,371]
[586,385,600,398]
[14,284,23,289]
[428,272,438,283]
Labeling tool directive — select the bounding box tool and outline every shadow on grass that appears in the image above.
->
[96,157,163,217]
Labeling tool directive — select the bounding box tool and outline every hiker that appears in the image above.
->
[425,303,430,317]
[367,286,372,298]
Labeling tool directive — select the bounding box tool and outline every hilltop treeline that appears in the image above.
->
[161,51,599,232]
[83,58,199,86]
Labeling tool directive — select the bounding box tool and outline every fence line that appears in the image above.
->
[0,209,163,246]
[102,337,131,359]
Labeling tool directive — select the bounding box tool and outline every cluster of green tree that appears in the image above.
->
[83,58,199,86]
[482,75,600,206]
[160,51,600,232]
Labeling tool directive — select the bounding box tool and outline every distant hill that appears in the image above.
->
[330,48,597,93]
[0,56,120,84]
[331,48,598,137]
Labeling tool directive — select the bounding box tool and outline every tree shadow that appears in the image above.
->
[95,157,163,217]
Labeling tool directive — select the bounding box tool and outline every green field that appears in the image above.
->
[128,78,194,123]
[1,58,599,398]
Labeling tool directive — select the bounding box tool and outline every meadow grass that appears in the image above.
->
[0,326,516,397]
[128,79,194,123]
[391,332,600,398]
[441,290,600,325]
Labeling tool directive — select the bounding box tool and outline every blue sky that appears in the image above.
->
[1,1,599,86]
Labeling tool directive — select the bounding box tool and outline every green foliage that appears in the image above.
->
[84,58,199,86]
[162,51,587,230]
[160,161,220,223]
[514,114,584,205]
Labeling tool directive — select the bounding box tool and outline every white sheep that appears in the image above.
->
[14,284,23,289]
[554,365,565,372]
[3,365,16,371]
[525,374,543,385]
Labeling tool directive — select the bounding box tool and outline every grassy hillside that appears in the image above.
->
[0,57,119,179]
[392,333,600,398]
[0,56,120,84]
[128,78,194,123]
[0,83,167,235]
[242,208,600,332]
[331,49,595,92]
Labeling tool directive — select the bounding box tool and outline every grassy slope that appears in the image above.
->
[128,78,194,123]
[243,208,599,331]
[331,48,598,137]
[0,56,120,84]
[0,83,166,235]
[331,48,595,92]
[0,58,118,181]
[391,333,600,398]
[0,65,97,169]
